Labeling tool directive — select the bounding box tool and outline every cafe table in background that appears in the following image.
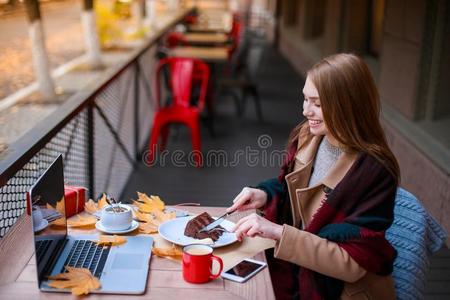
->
[0,206,276,299]
[182,33,230,46]
[168,46,230,63]
[188,9,233,34]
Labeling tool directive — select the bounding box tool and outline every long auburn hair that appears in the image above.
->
[288,53,400,182]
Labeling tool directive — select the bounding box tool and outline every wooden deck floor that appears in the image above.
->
[122,38,450,299]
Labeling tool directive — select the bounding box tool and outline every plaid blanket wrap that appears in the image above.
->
[260,142,397,300]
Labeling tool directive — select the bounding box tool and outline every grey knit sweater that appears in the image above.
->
[308,137,342,187]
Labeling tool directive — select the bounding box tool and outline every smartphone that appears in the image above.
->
[221,258,267,283]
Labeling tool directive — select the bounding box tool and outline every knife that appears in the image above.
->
[199,210,234,233]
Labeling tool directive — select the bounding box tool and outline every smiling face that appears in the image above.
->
[302,76,327,135]
[302,76,339,146]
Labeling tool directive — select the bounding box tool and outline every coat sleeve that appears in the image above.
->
[274,224,367,283]
[255,178,284,203]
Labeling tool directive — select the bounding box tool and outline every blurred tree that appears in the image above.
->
[82,0,103,68]
[145,0,156,27]
[24,0,56,99]
[95,1,122,48]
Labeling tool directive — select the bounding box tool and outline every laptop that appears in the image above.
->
[29,154,153,294]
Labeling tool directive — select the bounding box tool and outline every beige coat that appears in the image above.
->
[273,135,396,299]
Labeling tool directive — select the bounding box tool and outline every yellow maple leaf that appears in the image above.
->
[138,222,158,234]
[135,210,175,234]
[67,215,97,228]
[84,194,108,215]
[46,197,65,215]
[153,210,176,224]
[50,217,66,227]
[48,266,101,296]
[152,244,182,257]
[84,199,98,215]
[150,195,165,210]
[98,193,108,209]
[95,235,127,246]
[133,192,165,213]
[134,210,154,223]
[56,197,65,214]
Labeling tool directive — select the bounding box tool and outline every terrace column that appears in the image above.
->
[24,0,56,99]
[82,0,103,68]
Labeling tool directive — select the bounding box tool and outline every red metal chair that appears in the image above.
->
[184,14,198,25]
[148,57,210,167]
[166,32,187,48]
[227,17,243,60]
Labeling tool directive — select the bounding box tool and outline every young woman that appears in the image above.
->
[228,53,399,300]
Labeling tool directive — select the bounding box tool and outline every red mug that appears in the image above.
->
[182,244,223,283]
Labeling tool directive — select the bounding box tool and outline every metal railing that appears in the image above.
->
[0,9,192,238]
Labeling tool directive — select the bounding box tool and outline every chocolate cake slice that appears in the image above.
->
[184,212,225,241]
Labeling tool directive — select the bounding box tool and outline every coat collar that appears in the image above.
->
[293,134,358,189]
[322,151,358,189]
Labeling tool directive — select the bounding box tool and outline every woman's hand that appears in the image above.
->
[231,213,283,241]
[226,187,268,213]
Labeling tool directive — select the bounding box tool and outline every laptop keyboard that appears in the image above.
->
[61,240,111,278]
[36,240,52,265]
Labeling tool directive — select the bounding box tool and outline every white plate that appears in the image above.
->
[34,219,49,232]
[158,216,237,248]
[164,207,190,218]
[95,220,139,234]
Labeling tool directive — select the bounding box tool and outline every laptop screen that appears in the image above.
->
[29,154,67,283]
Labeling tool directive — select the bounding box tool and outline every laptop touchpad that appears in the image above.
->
[112,253,145,269]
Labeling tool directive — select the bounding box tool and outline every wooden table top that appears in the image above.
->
[188,25,231,34]
[183,33,229,44]
[188,9,233,34]
[169,46,229,63]
[0,206,275,299]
